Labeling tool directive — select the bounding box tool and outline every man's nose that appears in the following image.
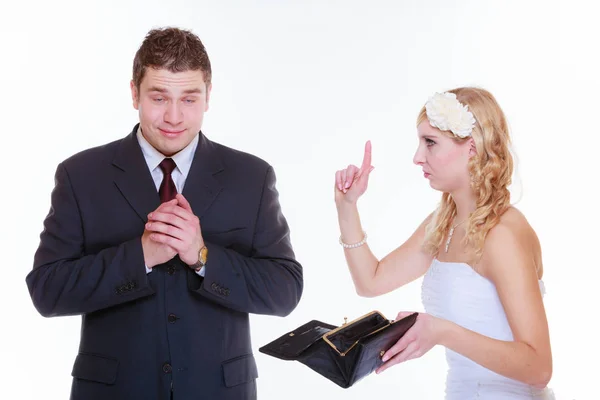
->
[164,102,183,125]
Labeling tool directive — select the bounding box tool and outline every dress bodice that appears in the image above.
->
[421,259,554,399]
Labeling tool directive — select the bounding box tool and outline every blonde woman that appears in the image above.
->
[334,87,554,399]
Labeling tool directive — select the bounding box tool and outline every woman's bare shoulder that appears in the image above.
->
[481,207,544,278]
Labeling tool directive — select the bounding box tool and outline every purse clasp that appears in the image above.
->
[322,310,389,357]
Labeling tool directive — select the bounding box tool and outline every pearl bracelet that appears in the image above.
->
[339,231,368,249]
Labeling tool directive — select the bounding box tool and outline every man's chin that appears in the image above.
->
[159,137,195,156]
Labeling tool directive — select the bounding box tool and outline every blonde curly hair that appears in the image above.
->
[418,87,514,262]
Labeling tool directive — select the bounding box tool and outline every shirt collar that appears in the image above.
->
[136,126,199,176]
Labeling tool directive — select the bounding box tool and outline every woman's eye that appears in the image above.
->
[426,138,435,146]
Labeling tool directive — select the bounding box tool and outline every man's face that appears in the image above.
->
[131,68,211,156]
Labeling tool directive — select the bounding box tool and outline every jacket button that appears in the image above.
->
[168,314,178,323]
[162,363,172,373]
[167,266,175,275]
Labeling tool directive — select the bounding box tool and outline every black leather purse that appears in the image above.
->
[259,311,418,388]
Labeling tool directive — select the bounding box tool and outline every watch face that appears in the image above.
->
[199,246,208,264]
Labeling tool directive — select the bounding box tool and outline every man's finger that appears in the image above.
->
[147,221,184,240]
[149,205,192,223]
[150,232,185,251]
[153,199,178,214]
[176,194,193,212]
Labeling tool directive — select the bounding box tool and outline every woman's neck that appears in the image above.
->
[450,188,476,223]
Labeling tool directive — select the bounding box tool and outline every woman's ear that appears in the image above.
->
[468,138,477,157]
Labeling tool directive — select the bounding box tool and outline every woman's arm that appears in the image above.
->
[380,220,552,387]
[337,202,433,297]
[439,288,552,388]
[335,141,434,297]
[442,222,552,387]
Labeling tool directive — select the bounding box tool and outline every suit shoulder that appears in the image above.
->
[60,137,124,170]
[210,139,272,172]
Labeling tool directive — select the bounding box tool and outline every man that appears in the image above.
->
[26,27,303,400]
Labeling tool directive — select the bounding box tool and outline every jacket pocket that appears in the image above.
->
[222,354,258,387]
[71,352,119,384]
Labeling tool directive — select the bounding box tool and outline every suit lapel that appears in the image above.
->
[112,126,224,223]
[112,125,161,223]
[182,133,224,219]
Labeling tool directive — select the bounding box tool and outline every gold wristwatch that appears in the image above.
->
[191,245,208,272]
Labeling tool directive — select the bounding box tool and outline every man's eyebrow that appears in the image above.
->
[146,87,203,94]
[147,86,167,93]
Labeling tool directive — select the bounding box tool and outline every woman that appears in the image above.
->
[334,87,554,399]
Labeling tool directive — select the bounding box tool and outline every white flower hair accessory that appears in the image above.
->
[425,92,476,138]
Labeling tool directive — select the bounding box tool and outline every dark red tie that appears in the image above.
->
[158,158,177,203]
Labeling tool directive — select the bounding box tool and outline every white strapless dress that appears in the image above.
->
[421,259,555,399]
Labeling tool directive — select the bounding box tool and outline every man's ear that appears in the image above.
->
[130,80,139,110]
[205,83,212,112]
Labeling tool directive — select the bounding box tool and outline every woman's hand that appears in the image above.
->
[376,312,448,374]
[334,140,375,206]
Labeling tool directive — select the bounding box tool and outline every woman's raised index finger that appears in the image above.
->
[360,140,372,171]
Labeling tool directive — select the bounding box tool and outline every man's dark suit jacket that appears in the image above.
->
[26,125,303,400]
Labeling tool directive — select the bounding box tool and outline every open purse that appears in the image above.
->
[258,311,418,388]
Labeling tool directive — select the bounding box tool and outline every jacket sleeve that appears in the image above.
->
[192,166,303,316]
[25,163,154,317]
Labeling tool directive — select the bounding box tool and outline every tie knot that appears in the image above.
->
[159,158,177,175]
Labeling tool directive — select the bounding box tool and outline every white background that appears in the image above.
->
[1,0,598,399]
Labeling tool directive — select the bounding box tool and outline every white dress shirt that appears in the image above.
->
[137,128,205,277]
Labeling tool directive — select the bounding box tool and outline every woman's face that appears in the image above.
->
[413,120,474,193]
